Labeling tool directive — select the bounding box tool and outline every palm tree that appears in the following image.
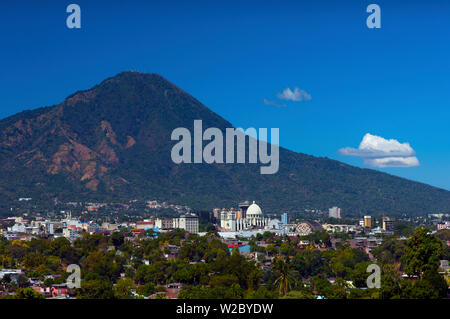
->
[273,258,294,296]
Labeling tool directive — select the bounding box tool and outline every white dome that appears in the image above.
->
[246,201,262,217]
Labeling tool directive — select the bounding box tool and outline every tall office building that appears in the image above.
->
[173,214,199,233]
[329,207,341,219]
[212,208,221,220]
[281,213,288,224]
[239,200,251,219]
[382,217,394,231]
[364,216,372,228]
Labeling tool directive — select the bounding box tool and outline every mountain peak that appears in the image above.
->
[103,70,167,83]
[64,71,174,103]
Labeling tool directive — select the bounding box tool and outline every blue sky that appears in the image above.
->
[0,0,449,190]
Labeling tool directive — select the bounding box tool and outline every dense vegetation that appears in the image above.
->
[0,228,448,299]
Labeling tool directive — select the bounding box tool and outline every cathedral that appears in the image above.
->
[219,201,271,231]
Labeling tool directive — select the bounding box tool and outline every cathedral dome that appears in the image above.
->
[246,201,262,218]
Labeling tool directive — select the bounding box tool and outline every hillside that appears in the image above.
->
[0,71,449,216]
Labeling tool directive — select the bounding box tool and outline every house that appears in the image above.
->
[8,223,26,233]
[50,284,69,298]
[165,283,183,299]
[162,244,180,259]
[130,228,145,236]
[32,284,70,298]
[136,221,155,230]
[0,269,25,283]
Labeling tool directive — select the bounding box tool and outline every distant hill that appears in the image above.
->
[0,71,449,216]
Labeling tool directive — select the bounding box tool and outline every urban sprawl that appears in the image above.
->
[0,198,449,299]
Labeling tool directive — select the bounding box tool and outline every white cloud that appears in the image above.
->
[276,87,311,102]
[263,98,286,108]
[338,133,419,168]
[364,157,420,168]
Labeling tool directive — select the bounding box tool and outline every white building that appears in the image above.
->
[220,201,270,231]
[8,223,26,233]
[173,214,199,234]
[45,222,54,235]
[63,228,77,241]
[65,219,82,229]
[155,218,174,230]
[329,207,341,219]
[323,224,357,233]
[437,221,450,230]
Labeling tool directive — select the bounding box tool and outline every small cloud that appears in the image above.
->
[276,87,311,102]
[364,157,420,168]
[263,98,286,108]
[338,133,419,168]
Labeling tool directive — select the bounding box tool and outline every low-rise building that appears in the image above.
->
[294,221,322,236]
[136,221,155,230]
[323,224,357,233]
[437,221,450,230]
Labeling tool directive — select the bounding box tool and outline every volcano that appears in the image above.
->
[0,71,449,216]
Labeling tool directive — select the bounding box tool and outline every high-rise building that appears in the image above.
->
[212,208,221,220]
[364,216,372,228]
[281,213,288,224]
[329,207,341,219]
[155,218,173,230]
[382,217,394,231]
[173,214,199,233]
[239,201,251,219]
[45,222,54,235]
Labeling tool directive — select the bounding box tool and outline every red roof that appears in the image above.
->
[227,244,245,248]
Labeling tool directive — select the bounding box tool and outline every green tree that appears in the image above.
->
[292,250,330,278]
[14,288,45,299]
[265,244,278,256]
[281,289,316,299]
[113,278,134,299]
[209,274,239,288]
[379,265,403,299]
[78,279,114,299]
[136,282,155,297]
[407,269,448,299]
[17,275,29,288]
[312,275,347,299]
[402,227,442,276]
[273,258,294,296]
[245,286,278,299]
[372,237,406,265]
[348,288,379,299]
[351,261,372,288]
[110,231,125,247]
